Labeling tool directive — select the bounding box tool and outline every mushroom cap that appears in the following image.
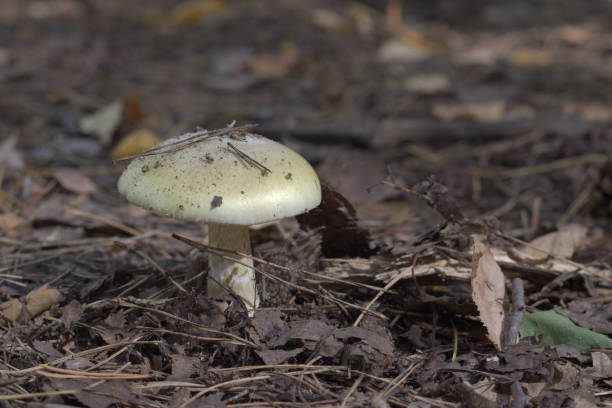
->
[117,130,321,225]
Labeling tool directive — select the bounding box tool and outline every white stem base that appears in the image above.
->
[208,223,259,313]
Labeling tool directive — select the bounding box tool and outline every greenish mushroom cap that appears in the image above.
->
[117,131,321,225]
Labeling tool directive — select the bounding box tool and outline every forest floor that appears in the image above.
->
[1,0,611,407]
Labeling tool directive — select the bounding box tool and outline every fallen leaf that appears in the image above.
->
[60,299,83,329]
[51,379,136,408]
[311,9,353,33]
[33,340,63,358]
[521,224,587,261]
[196,392,226,408]
[54,168,99,195]
[104,311,125,328]
[80,100,123,145]
[433,100,505,123]
[377,39,430,63]
[591,352,612,378]
[455,378,499,408]
[511,48,553,68]
[0,134,25,170]
[32,226,86,243]
[111,129,162,159]
[0,212,25,236]
[170,0,227,25]
[404,73,451,95]
[169,353,199,380]
[563,299,612,335]
[520,310,612,352]
[471,238,505,349]
[564,102,611,123]
[255,347,304,365]
[249,42,300,79]
[0,284,63,323]
[250,309,288,346]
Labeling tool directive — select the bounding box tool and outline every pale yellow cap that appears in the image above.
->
[117,130,321,225]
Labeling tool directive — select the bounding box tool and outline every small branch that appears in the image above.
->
[113,124,257,162]
[227,142,272,174]
[505,278,525,347]
[504,277,531,408]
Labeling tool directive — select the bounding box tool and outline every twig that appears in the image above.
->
[113,124,257,162]
[510,381,530,408]
[505,277,530,408]
[227,142,271,174]
[0,341,161,375]
[114,241,187,294]
[450,319,458,362]
[65,207,141,236]
[114,299,257,347]
[505,278,524,347]
[340,373,364,407]
[352,255,416,327]
[172,233,388,320]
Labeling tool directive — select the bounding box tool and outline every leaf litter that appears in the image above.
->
[2,0,612,407]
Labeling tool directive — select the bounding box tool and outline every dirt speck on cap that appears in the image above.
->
[211,196,223,209]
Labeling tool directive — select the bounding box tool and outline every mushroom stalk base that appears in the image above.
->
[207,223,258,312]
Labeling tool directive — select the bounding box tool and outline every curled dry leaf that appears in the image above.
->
[471,237,505,350]
[0,284,63,323]
[54,168,99,195]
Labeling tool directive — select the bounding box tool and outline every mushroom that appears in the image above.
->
[117,128,321,313]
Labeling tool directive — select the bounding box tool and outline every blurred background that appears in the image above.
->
[2,0,611,244]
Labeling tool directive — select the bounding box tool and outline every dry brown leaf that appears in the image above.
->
[511,48,553,68]
[377,39,430,63]
[0,212,25,235]
[110,129,162,159]
[433,100,505,123]
[0,284,63,323]
[404,73,451,95]
[0,134,25,170]
[54,168,99,195]
[521,224,587,261]
[249,42,299,79]
[471,238,505,350]
[311,9,353,33]
[170,0,227,26]
[79,100,123,145]
[564,102,611,123]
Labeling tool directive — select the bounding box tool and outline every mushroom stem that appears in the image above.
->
[207,223,259,311]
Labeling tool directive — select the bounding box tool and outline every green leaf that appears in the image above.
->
[519,309,612,352]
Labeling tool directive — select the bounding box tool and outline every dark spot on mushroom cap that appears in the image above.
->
[153,161,161,168]
[205,153,214,163]
[240,191,245,194]
[211,196,223,209]
[178,204,184,210]
[141,165,150,173]
[285,172,292,180]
